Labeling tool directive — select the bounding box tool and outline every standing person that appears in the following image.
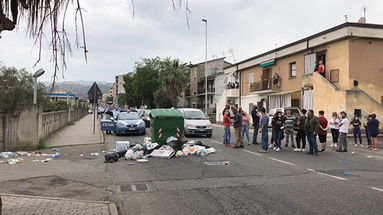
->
[318,111,328,152]
[351,116,362,147]
[222,104,230,117]
[251,104,260,144]
[336,111,350,152]
[258,107,269,152]
[232,107,243,149]
[305,110,320,156]
[241,111,250,145]
[368,114,380,151]
[284,110,296,148]
[295,109,307,152]
[272,111,285,152]
[363,115,372,148]
[329,112,340,148]
[223,110,231,147]
[317,60,325,78]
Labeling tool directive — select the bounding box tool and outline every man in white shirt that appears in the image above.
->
[336,111,349,152]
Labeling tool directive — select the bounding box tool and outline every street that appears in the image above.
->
[1,118,383,215]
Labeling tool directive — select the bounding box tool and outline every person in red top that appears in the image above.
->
[223,110,232,147]
[317,60,325,78]
[318,110,329,152]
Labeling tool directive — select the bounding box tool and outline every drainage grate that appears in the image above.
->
[119,184,150,192]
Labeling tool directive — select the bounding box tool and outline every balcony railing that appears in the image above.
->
[250,79,272,92]
[197,88,215,94]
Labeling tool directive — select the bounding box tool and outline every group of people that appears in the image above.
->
[222,104,380,155]
[227,81,240,89]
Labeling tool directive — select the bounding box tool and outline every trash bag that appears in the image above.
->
[166,136,178,144]
[131,151,144,160]
[133,144,144,151]
[176,150,186,157]
[124,149,135,160]
[116,149,127,158]
[143,143,160,155]
[195,141,211,149]
[167,140,184,152]
[104,152,119,163]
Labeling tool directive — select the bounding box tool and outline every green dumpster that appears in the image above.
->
[150,109,185,145]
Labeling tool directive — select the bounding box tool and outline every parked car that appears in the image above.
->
[100,113,116,134]
[141,110,151,127]
[178,108,213,137]
[268,107,303,127]
[115,112,146,135]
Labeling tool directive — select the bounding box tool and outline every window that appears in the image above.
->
[210,96,213,104]
[330,69,339,83]
[248,73,254,85]
[290,62,296,78]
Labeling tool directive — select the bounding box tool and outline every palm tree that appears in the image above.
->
[159,58,189,107]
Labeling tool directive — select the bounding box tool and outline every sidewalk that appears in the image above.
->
[46,114,103,147]
[1,193,117,215]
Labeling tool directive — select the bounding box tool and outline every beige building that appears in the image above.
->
[218,22,383,127]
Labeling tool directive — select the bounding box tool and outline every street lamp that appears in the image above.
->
[202,18,208,115]
[33,68,45,104]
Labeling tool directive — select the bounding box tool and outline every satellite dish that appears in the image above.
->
[358,17,366,23]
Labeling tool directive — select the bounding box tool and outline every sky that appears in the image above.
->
[1,0,383,83]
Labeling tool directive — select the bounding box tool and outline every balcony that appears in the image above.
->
[249,79,280,93]
[226,88,239,98]
[197,88,215,95]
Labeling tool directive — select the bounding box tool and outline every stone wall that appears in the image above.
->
[0,105,86,151]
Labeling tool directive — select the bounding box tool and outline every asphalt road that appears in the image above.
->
[106,126,383,215]
[1,125,383,215]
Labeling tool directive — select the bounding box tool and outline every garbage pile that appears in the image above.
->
[104,136,216,163]
[0,150,61,165]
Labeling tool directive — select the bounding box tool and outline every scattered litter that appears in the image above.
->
[1,152,16,159]
[41,158,53,163]
[343,172,351,176]
[51,148,61,152]
[90,152,99,156]
[16,152,31,156]
[116,141,130,151]
[7,158,23,165]
[32,159,40,163]
[128,163,135,166]
[80,154,84,157]
[52,153,60,158]
[143,137,152,145]
[338,160,344,163]
[176,150,186,157]
[137,159,149,163]
[32,151,42,156]
[367,156,373,158]
[132,144,144,151]
[204,161,230,166]
[351,152,355,154]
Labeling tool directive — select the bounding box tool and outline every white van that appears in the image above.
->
[178,108,213,137]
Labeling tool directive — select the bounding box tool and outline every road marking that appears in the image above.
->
[307,169,347,181]
[370,187,383,192]
[269,157,296,166]
[243,149,263,156]
[210,140,222,144]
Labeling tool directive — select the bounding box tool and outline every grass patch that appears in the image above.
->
[36,139,47,150]
[67,121,76,126]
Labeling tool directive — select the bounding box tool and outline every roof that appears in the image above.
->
[150,109,184,118]
[226,22,383,70]
[189,57,231,68]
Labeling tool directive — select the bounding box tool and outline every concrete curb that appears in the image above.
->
[0,193,118,215]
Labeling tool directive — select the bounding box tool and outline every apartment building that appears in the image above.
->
[217,22,383,126]
[182,58,231,122]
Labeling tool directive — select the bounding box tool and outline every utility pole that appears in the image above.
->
[202,19,208,115]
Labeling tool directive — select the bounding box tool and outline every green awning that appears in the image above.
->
[260,61,275,67]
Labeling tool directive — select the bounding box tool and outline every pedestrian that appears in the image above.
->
[363,115,372,147]
[329,112,340,148]
[367,114,380,151]
[232,107,243,148]
[336,111,349,152]
[241,111,250,145]
[222,104,230,117]
[350,115,362,147]
[295,109,307,152]
[223,110,231,147]
[284,110,296,148]
[305,109,320,156]
[317,60,325,78]
[318,110,328,152]
[258,107,269,152]
[272,110,285,152]
[251,104,260,144]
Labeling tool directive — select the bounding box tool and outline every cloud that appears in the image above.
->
[0,0,382,84]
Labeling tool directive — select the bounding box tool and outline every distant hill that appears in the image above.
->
[44,81,112,94]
